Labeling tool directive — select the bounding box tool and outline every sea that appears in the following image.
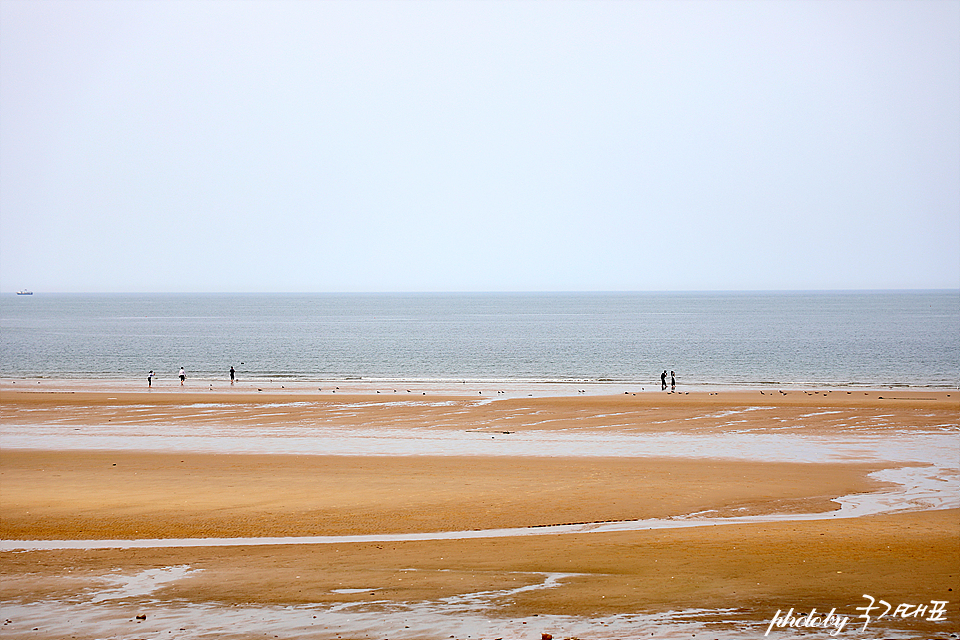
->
[1,290,958,390]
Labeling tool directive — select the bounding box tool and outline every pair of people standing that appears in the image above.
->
[660,370,676,391]
[146,367,186,387]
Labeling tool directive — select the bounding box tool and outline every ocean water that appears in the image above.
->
[1,291,957,389]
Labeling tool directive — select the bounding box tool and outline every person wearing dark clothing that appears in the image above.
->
[661,370,667,390]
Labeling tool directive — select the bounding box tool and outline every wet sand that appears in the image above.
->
[2,511,955,630]
[1,384,957,638]
[0,450,891,541]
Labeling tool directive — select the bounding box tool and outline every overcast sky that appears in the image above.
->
[1,0,958,293]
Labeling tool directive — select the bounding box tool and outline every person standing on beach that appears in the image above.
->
[230,366,235,385]
[148,371,154,388]
[179,367,186,386]
[661,370,667,390]
[671,371,676,392]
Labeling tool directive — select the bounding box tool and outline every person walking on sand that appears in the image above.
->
[671,371,676,392]
[179,367,186,386]
[230,366,235,385]
[661,370,667,390]
[148,371,154,388]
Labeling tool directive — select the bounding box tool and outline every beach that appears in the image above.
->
[1,382,957,639]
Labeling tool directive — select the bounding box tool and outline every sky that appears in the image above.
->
[1,0,958,293]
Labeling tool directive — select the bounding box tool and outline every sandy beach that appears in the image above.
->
[1,382,957,639]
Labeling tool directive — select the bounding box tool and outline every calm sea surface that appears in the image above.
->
[1,291,957,389]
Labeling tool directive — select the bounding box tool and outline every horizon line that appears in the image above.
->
[4,288,959,296]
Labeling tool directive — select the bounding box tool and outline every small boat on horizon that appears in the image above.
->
[16,289,33,295]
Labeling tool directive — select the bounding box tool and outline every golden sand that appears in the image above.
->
[1,387,957,636]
